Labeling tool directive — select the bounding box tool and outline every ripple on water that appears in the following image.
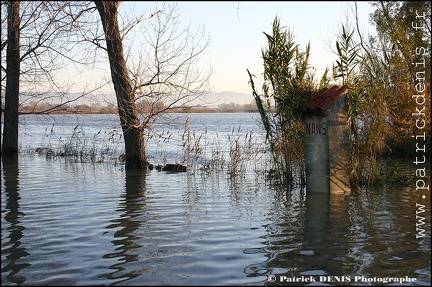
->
[1,155,431,286]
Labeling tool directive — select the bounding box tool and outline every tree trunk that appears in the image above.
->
[2,1,21,158]
[94,1,146,169]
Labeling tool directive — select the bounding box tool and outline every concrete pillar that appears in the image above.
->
[327,95,351,193]
[303,116,330,193]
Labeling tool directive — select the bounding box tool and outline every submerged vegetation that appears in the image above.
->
[30,116,270,179]
[27,111,417,193]
[33,123,124,164]
[331,1,430,189]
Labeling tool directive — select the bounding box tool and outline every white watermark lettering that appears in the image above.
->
[411,8,430,239]
[266,275,417,284]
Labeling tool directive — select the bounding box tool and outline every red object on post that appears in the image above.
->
[300,85,348,116]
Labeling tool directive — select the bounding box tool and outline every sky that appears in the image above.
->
[68,1,376,101]
[163,1,376,95]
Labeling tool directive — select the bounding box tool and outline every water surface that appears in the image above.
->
[1,113,431,286]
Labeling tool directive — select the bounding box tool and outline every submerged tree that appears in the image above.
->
[2,1,211,168]
[1,1,98,156]
[2,1,20,157]
[94,1,146,169]
[368,1,431,155]
[93,1,211,169]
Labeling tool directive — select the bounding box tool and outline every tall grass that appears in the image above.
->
[247,17,327,189]
[179,117,265,177]
[25,114,412,188]
[33,124,124,163]
[333,24,390,190]
[247,18,412,192]
[27,116,267,177]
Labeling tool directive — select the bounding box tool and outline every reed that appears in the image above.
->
[333,24,390,190]
[226,127,263,177]
[179,118,265,177]
[248,17,327,188]
[33,124,123,163]
[26,116,411,188]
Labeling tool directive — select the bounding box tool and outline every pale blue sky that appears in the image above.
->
[125,1,375,94]
[70,1,376,98]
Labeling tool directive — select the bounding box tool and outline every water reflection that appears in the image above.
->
[260,185,431,286]
[1,154,429,286]
[343,189,430,282]
[257,189,345,285]
[259,190,344,286]
[301,192,332,272]
[246,188,307,283]
[1,157,30,285]
[99,169,147,284]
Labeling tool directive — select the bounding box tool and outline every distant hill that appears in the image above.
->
[197,91,253,107]
[18,90,254,109]
[63,91,253,107]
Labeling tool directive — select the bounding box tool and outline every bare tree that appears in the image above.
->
[93,1,211,169]
[94,1,146,169]
[2,1,211,167]
[130,2,212,130]
[1,1,98,156]
[1,1,98,106]
[2,1,20,157]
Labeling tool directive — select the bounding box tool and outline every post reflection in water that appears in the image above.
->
[1,157,30,285]
[302,191,353,277]
[301,192,332,273]
[99,169,147,284]
[259,189,355,286]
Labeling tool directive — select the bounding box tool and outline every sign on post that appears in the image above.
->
[300,85,348,193]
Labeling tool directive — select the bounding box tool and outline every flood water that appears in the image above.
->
[1,113,431,286]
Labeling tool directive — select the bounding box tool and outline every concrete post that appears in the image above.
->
[303,116,330,193]
[327,95,351,193]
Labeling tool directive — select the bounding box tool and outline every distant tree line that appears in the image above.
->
[8,99,259,114]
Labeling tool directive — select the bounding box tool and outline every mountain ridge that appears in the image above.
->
[19,90,254,107]
[199,90,253,106]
